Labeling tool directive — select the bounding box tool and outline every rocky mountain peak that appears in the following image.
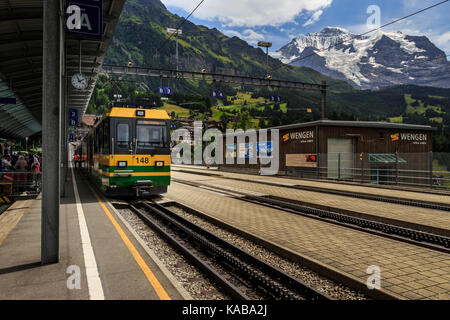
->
[272,27,449,90]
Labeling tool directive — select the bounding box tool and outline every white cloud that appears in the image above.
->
[433,31,450,55]
[302,10,323,27]
[224,29,265,45]
[224,30,243,38]
[435,31,450,47]
[161,0,332,27]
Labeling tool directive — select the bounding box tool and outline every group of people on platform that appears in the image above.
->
[1,153,42,189]
[0,153,42,173]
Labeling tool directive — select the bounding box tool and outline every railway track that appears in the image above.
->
[173,169,450,212]
[127,201,332,301]
[173,178,450,252]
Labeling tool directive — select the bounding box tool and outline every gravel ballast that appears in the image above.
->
[169,205,368,300]
[116,207,228,300]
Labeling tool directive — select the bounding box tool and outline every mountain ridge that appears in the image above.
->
[105,0,353,93]
[272,27,449,90]
[89,0,449,151]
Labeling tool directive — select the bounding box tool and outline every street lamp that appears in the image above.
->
[258,41,272,77]
[25,137,28,152]
[167,28,183,74]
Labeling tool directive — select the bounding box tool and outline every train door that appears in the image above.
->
[88,134,94,174]
[114,119,134,155]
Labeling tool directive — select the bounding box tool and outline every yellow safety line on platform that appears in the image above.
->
[87,184,171,300]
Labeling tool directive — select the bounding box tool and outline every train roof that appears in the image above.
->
[104,107,170,120]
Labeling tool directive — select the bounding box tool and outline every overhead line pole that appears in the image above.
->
[321,81,327,120]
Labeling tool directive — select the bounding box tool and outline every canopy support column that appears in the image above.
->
[41,0,62,264]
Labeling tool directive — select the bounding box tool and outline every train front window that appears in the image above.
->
[117,123,130,148]
[136,125,167,149]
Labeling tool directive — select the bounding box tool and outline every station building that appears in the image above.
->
[218,120,436,187]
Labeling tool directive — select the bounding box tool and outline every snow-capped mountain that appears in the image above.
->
[271,27,449,90]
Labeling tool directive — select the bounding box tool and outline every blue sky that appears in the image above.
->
[161,0,450,54]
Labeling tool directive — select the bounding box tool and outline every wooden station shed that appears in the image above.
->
[219,120,436,187]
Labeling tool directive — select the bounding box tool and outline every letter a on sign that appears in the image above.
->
[66,5,81,30]
[66,0,103,39]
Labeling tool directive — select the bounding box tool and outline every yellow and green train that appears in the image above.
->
[78,105,171,197]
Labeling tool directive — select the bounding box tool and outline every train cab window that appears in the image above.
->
[136,124,167,150]
[117,123,130,148]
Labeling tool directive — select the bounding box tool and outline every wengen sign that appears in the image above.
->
[400,133,427,142]
[290,131,314,140]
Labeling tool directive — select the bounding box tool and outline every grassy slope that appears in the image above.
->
[105,0,353,93]
[101,0,450,128]
[389,93,447,124]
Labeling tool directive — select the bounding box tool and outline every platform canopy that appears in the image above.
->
[368,154,407,164]
[0,0,125,139]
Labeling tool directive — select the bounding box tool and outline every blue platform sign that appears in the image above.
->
[69,108,79,127]
[0,97,16,104]
[270,95,282,103]
[165,87,173,95]
[158,86,173,95]
[69,134,75,142]
[66,0,103,39]
[212,90,225,99]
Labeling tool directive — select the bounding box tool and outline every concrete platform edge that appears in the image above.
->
[103,198,193,300]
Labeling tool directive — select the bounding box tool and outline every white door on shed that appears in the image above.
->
[327,137,354,179]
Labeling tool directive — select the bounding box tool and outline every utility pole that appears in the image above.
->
[258,41,272,77]
[321,81,327,120]
[167,28,183,76]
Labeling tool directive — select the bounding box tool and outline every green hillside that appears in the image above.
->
[87,0,450,152]
[105,0,353,92]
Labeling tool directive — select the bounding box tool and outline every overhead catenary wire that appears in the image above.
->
[154,0,207,56]
[104,0,449,115]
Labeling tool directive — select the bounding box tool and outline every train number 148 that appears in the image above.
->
[136,157,150,164]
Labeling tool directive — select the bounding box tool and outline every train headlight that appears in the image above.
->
[118,161,128,168]
[155,161,164,167]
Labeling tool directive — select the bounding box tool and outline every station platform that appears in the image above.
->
[165,181,450,300]
[0,169,189,300]
[172,165,450,205]
[172,171,450,236]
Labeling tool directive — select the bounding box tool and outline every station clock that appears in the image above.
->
[71,73,88,90]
